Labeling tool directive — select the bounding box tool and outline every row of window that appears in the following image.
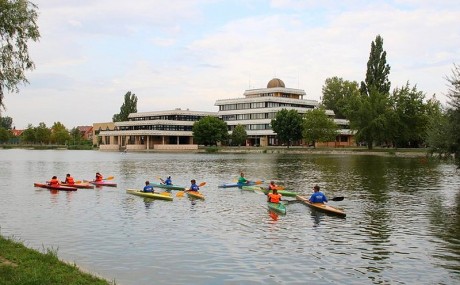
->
[219,102,314,111]
[118,125,193,131]
[222,112,276,121]
[129,115,205,122]
[229,124,271,131]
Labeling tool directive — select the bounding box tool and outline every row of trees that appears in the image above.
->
[321,35,459,155]
[0,121,87,145]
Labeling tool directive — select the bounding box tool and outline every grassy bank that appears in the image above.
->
[0,235,114,285]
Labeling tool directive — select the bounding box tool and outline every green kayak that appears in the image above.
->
[267,202,286,214]
[150,182,186,190]
[241,185,298,197]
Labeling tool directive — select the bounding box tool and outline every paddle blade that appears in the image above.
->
[160,192,171,197]
[331,196,344,201]
[104,176,114,180]
[255,180,263,185]
[176,191,185,197]
[199,182,206,187]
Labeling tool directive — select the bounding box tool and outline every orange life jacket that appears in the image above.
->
[49,178,60,186]
[65,176,75,184]
[268,193,282,203]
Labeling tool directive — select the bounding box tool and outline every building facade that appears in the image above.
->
[215,78,353,147]
[97,109,216,151]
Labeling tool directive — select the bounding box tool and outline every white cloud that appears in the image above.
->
[3,0,459,129]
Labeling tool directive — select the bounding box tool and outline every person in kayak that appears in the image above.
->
[238,172,249,185]
[64,174,75,185]
[164,176,172,185]
[309,185,328,203]
[48,176,60,186]
[267,188,282,203]
[268,181,278,191]
[143,181,155,193]
[189,179,200,192]
[95,172,103,182]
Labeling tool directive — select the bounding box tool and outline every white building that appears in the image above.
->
[98,109,216,151]
[215,78,353,147]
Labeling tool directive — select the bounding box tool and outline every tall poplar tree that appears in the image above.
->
[348,35,392,149]
[113,91,138,122]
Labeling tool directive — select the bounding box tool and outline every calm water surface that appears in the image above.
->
[0,149,459,284]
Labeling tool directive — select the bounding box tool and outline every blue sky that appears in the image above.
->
[3,0,460,129]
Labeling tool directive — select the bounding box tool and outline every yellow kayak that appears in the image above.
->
[126,189,173,201]
[186,191,205,200]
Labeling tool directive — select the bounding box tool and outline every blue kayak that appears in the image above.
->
[150,182,186,190]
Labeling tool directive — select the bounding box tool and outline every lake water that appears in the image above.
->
[0,149,459,285]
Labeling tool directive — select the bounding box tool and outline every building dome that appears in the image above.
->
[267,78,285,88]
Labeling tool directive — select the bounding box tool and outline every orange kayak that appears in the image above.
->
[296,195,346,217]
[61,183,94,189]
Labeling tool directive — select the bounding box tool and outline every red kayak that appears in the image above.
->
[89,181,117,187]
[61,183,94,189]
[34,183,77,191]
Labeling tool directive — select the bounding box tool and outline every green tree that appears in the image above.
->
[51,121,70,145]
[70,127,83,145]
[0,0,40,111]
[35,122,50,144]
[389,82,428,148]
[0,116,13,129]
[360,35,391,96]
[270,109,303,147]
[425,96,449,154]
[113,91,138,122]
[21,123,35,143]
[192,116,228,146]
[0,127,10,142]
[321,77,359,119]
[230,124,247,146]
[302,108,338,147]
[348,35,392,149]
[444,63,460,165]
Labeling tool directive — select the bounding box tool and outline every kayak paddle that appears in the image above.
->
[176,182,206,197]
[156,176,166,184]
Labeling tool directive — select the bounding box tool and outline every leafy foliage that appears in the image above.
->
[21,124,36,143]
[192,116,228,146]
[360,34,391,96]
[321,77,359,119]
[270,109,303,147]
[0,0,40,110]
[113,91,138,122]
[230,124,247,146]
[51,122,70,145]
[35,122,51,144]
[0,127,10,142]
[302,108,338,147]
[389,82,428,147]
[0,116,13,129]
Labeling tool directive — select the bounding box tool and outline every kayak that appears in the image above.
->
[90,181,117,187]
[267,202,286,214]
[241,186,298,197]
[218,181,263,188]
[126,189,173,201]
[61,183,94,189]
[296,195,346,217]
[34,182,77,191]
[186,191,205,200]
[150,182,186,190]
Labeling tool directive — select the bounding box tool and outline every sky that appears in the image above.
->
[3,0,460,130]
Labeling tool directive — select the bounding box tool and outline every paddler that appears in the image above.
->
[268,181,278,191]
[189,179,199,192]
[267,188,282,204]
[64,173,75,185]
[164,176,172,185]
[48,176,60,186]
[238,172,249,185]
[309,185,328,203]
[143,181,155,193]
[95,172,103,182]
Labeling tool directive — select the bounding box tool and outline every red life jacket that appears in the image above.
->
[268,193,282,203]
[66,176,75,184]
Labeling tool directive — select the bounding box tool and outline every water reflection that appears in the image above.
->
[0,150,459,284]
